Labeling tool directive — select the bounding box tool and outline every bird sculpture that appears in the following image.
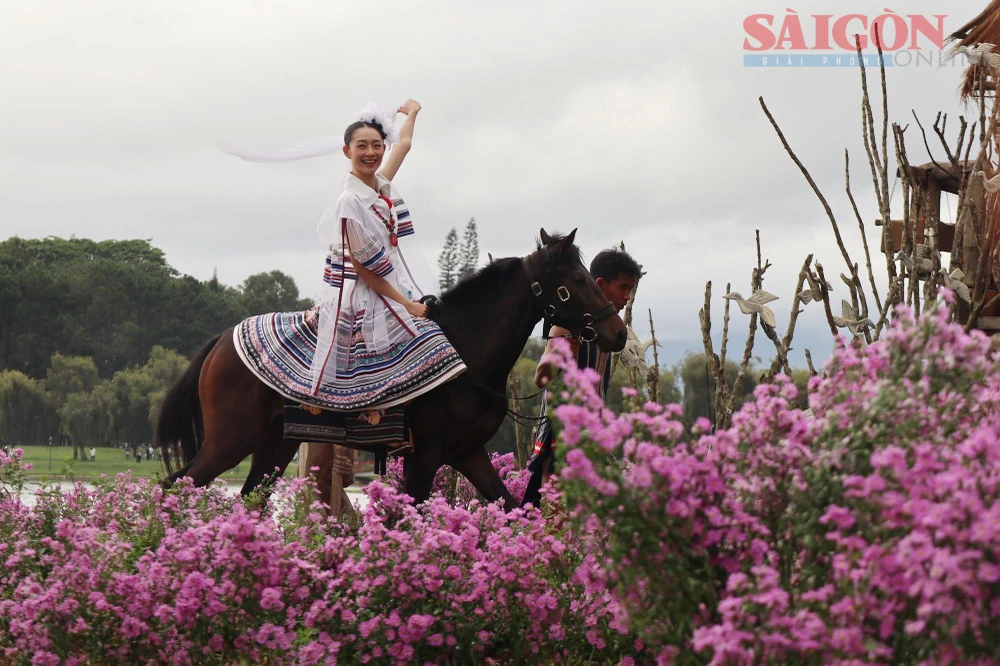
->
[724,290,779,328]
[797,271,832,305]
[894,244,933,273]
[618,326,656,374]
[832,300,874,338]
[956,43,1000,68]
[942,268,972,304]
[977,170,1000,193]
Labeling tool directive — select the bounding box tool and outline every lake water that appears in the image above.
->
[15,480,369,511]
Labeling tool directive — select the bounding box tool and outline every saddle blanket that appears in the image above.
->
[283,400,407,475]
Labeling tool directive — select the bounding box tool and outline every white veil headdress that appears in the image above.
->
[217,102,401,162]
[218,101,401,243]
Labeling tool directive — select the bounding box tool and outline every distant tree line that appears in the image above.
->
[0,236,314,452]
[0,237,313,379]
[0,348,190,458]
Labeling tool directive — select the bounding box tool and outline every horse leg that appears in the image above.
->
[241,421,299,496]
[402,446,443,506]
[163,461,195,487]
[183,335,281,488]
[450,446,517,511]
[179,438,255,488]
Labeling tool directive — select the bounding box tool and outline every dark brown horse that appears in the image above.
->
[156,229,626,510]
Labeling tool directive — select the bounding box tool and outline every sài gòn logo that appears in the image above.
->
[743,9,948,68]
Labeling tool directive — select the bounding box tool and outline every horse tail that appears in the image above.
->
[155,333,222,474]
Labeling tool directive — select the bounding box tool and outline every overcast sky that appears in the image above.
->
[0,0,985,371]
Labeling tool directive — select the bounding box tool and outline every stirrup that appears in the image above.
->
[386,443,415,458]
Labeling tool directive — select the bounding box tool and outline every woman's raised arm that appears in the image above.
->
[379,99,420,182]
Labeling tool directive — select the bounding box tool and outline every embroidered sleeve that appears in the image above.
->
[343,215,393,278]
[393,198,414,239]
[322,245,355,288]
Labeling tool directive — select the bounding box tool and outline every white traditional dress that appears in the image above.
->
[309,173,466,409]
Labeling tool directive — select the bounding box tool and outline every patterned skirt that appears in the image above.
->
[234,307,466,411]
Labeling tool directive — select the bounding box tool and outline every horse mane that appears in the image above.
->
[437,257,522,311]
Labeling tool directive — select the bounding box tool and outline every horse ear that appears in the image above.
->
[554,228,577,253]
[539,228,552,245]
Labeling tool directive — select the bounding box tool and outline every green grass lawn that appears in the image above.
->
[13,445,251,483]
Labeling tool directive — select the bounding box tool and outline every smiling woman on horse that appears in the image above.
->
[221,101,466,450]
[161,103,628,507]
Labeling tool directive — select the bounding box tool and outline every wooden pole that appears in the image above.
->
[297,442,355,518]
[329,446,344,517]
[508,370,529,469]
[646,308,660,404]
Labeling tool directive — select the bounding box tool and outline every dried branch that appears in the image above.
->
[875,23,890,222]
[767,254,813,379]
[874,278,903,338]
[804,349,818,376]
[858,37,884,214]
[720,282,732,369]
[933,112,970,171]
[857,34,898,287]
[646,308,660,404]
[912,110,954,180]
[699,282,719,376]
[725,307,758,430]
[891,123,923,314]
[815,263,840,336]
[698,281,729,429]
[759,98,857,280]
[845,149,883,313]
[725,237,765,424]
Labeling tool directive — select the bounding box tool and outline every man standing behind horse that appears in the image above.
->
[520,247,641,508]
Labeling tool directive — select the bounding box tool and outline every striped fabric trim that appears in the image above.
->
[347,218,394,278]
[367,252,393,278]
[355,242,393,277]
[323,255,357,288]
[394,200,414,238]
[233,308,466,411]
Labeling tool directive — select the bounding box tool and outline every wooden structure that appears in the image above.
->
[878,155,999,328]
[947,6,1000,330]
[877,161,972,257]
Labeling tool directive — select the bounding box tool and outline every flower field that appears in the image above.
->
[2,303,1000,664]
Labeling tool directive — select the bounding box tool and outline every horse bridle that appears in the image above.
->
[522,247,617,343]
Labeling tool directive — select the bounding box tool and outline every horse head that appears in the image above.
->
[525,228,627,353]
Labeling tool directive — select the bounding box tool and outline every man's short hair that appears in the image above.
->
[590,248,641,282]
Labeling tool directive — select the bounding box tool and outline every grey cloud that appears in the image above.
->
[0,0,984,371]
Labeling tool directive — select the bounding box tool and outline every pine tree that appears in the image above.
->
[458,218,480,280]
[437,228,460,291]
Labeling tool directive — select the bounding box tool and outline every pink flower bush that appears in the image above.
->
[552,301,1000,664]
[0,456,638,663]
[4,302,999,664]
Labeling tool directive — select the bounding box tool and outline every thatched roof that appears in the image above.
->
[949,1,1000,100]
